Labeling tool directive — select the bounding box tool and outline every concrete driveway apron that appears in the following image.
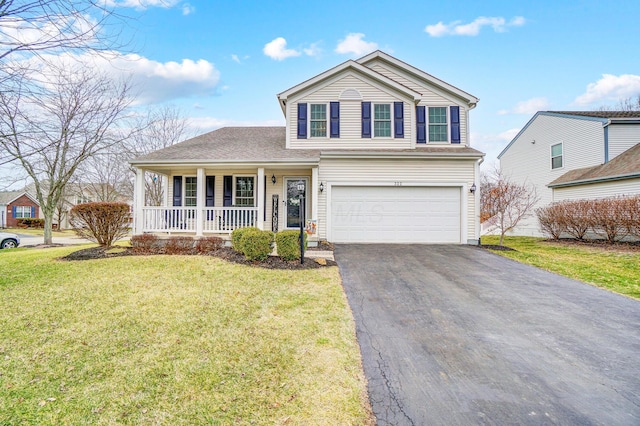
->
[335,244,640,426]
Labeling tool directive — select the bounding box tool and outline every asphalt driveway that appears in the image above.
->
[335,244,640,426]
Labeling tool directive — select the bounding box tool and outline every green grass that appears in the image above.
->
[483,236,640,299]
[0,247,372,425]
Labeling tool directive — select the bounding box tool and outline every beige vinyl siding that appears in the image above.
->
[288,73,414,149]
[365,60,469,145]
[553,178,640,202]
[608,124,640,160]
[317,158,477,242]
[500,114,605,236]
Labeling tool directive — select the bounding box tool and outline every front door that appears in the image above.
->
[285,178,308,229]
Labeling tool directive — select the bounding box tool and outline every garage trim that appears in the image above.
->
[325,181,469,244]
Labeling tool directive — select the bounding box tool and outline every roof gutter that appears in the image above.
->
[548,172,640,188]
[320,151,485,160]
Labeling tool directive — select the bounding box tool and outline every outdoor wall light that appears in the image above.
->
[319,182,324,193]
[271,174,276,185]
[470,183,477,194]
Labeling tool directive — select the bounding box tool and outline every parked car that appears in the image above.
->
[0,232,20,249]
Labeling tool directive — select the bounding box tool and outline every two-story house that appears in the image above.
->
[130,51,484,244]
[498,111,640,236]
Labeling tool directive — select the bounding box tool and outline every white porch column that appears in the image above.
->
[196,168,205,236]
[134,167,145,234]
[311,167,318,232]
[257,167,265,230]
[162,175,169,206]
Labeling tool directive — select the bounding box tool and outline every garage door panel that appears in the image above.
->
[330,186,461,243]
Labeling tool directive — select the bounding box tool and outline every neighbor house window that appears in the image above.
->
[428,107,447,142]
[184,177,197,207]
[551,143,563,169]
[235,176,255,206]
[14,206,32,218]
[374,104,391,137]
[310,104,327,137]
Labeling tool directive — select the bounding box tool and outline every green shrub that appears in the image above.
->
[195,236,223,254]
[231,227,256,253]
[276,230,307,261]
[240,228,274,261]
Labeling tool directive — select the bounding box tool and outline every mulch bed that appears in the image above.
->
[60,246,336,269]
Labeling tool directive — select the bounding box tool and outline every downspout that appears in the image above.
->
[603,119,610,163]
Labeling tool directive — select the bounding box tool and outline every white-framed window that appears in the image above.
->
[309,103,327,137]
[374,103,391,137]
[184,176,197,207]
[76,196,92,205]
[551,143,563,169]
[428,107,448,142]
[14,206,32,218]
[234,176,255,207]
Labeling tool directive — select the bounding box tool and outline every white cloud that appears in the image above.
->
[335,33,378,56]
[24,51,220,104]
[425,16,526,37]
[263,37,301,61]
[497,97,550,115]
[181,3,195,15]
[231,54,240,63]
[102,0,180,9]
[573,74,640,106]
[189,117,284,133]
[303,42,322,57]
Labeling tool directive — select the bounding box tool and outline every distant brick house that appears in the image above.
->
[0,191,40,228]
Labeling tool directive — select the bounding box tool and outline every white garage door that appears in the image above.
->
[330,186,461,243]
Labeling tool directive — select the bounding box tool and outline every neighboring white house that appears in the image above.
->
[498,111,640,236]
[130,50,485,244]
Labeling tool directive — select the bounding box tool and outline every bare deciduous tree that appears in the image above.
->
[481,167,540,246]
[127,105,192,206]
[0,0,123,62]
[0,63,132,244]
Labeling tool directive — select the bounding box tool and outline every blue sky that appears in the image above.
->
[9,0,640,168]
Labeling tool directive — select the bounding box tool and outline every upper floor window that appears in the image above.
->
[14,206,32,218]
[235,176,255,207]
[428,107,447,142]
[374,104,391,137]
[185,177,197,207]
[310,104,327,137]
[551,143,563,169]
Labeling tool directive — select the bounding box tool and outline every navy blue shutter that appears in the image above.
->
[264,175,267,221]
[416,106,426,143]
[31,206,35,218]
[297,103,307,139]
[172,176,182,206]
[223,176,233,206]
[205,176,215,207]
[361,102,371,138]
[450,106,461,144]
[330,102,340,138]
[12,206,16,217]
[394,102,404,138]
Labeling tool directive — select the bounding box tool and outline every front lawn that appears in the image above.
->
[0,247,372,425]
[482,236,640,299]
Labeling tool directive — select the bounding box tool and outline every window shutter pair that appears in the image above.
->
[415,105,461,143]
[362,102,405,138]
[298,102,340,138]
[174,176,215,206]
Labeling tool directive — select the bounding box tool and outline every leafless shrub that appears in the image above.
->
[195,236,224,254]
[70,202,130,247]
[536,203,566,239]
[130,234,161,254]
[563,200,592,240]
[163,236,195,255]
[589,198,628,242]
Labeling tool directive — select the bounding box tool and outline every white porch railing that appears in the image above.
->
[141,206,259,234]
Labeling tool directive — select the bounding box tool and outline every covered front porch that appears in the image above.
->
[131,165,320,238]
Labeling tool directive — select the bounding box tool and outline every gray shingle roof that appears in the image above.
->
[548,143,640,187]
[549,111,640,119]
[131,127,320,163]
[131,126,484,164]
